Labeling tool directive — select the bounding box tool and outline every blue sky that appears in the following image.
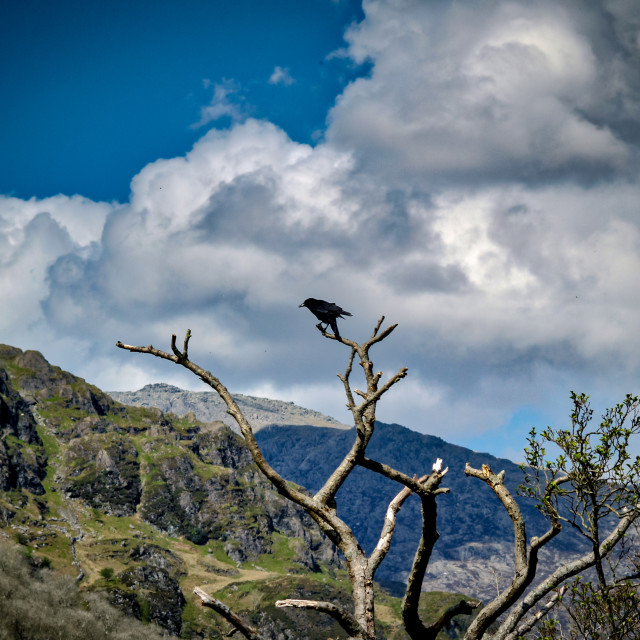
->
[2,0,640,462]
[0,0,365,201]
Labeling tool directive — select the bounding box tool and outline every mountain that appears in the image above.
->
[109,384,349,432]
[256,424,590,600]
[0,344,480,640]
[0,345,339,638]
[115,385,590,602]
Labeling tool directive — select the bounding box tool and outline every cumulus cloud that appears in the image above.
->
[268,66,295,86]
[0,195,112,349]
[327,0,637,184]
[2,0,640,458]
[193,80,246,127]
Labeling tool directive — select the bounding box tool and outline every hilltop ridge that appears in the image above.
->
[109,383,349,432]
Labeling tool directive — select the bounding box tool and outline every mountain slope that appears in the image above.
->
[0,344,480,639]
[0,345,344,638]
[255,423,589,600]
[0,541,167,640]
[109,376,589,602]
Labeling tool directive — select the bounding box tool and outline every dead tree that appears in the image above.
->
[117,320,472,639]
[116,323,640,640]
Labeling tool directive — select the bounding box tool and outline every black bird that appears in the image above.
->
[299,298,352,338]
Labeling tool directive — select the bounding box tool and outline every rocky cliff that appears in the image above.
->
[0,361,47,497]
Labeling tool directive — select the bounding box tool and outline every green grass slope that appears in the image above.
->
[0,344,479,639]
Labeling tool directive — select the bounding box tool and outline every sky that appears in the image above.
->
[1,0,640,461]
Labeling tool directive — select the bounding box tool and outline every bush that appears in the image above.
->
[99,567,114,580]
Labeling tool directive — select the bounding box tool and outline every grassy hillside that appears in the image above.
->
[0,344,480,639]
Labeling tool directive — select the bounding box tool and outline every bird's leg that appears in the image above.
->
[329,318,341,339]
[316,322,327,333]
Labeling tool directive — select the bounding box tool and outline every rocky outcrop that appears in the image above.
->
[61,434,141,515]
[138,423,339,568]
[5,347,116,419]
[119,564,185,634]
[90,541,186,635]
[0,366,46,494]
[0,366,41,443]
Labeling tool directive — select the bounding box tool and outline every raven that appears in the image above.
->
[299,298,352,338]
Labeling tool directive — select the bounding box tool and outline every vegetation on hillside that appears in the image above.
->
[1,343,480,639]
[0,541,169,640]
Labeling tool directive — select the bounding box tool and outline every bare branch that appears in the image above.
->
[394,463,451,639]
[183,328,192,356]
[315,326,406,505]
[322,316,394,348]
[314,429,374,505]
[354,366,408,415]
[360,457,449,495]
[615,571,640,583]
[365,319,397,349]
[116,336,339,530]
[510,584,569,640]
[369,475,429,574]
[194,587,265,640]
[402,492,440,639]
[370,316,385,338]
[170,334,181,359]
[337,348,357,412]
[275,599,370,640]
[431,599,482,638]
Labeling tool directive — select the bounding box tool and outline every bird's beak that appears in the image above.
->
[298,302,305,308]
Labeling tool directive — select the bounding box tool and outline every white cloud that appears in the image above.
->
[0,194,112,251]
[327,0,633,182]
[268,66,295,86]
[0,195,113,348]
[193,80,245,127]
[1,0,640,459]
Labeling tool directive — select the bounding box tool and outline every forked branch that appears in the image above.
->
[314,317,407,505]
[463,464,562,640]
[194,587,265,640]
